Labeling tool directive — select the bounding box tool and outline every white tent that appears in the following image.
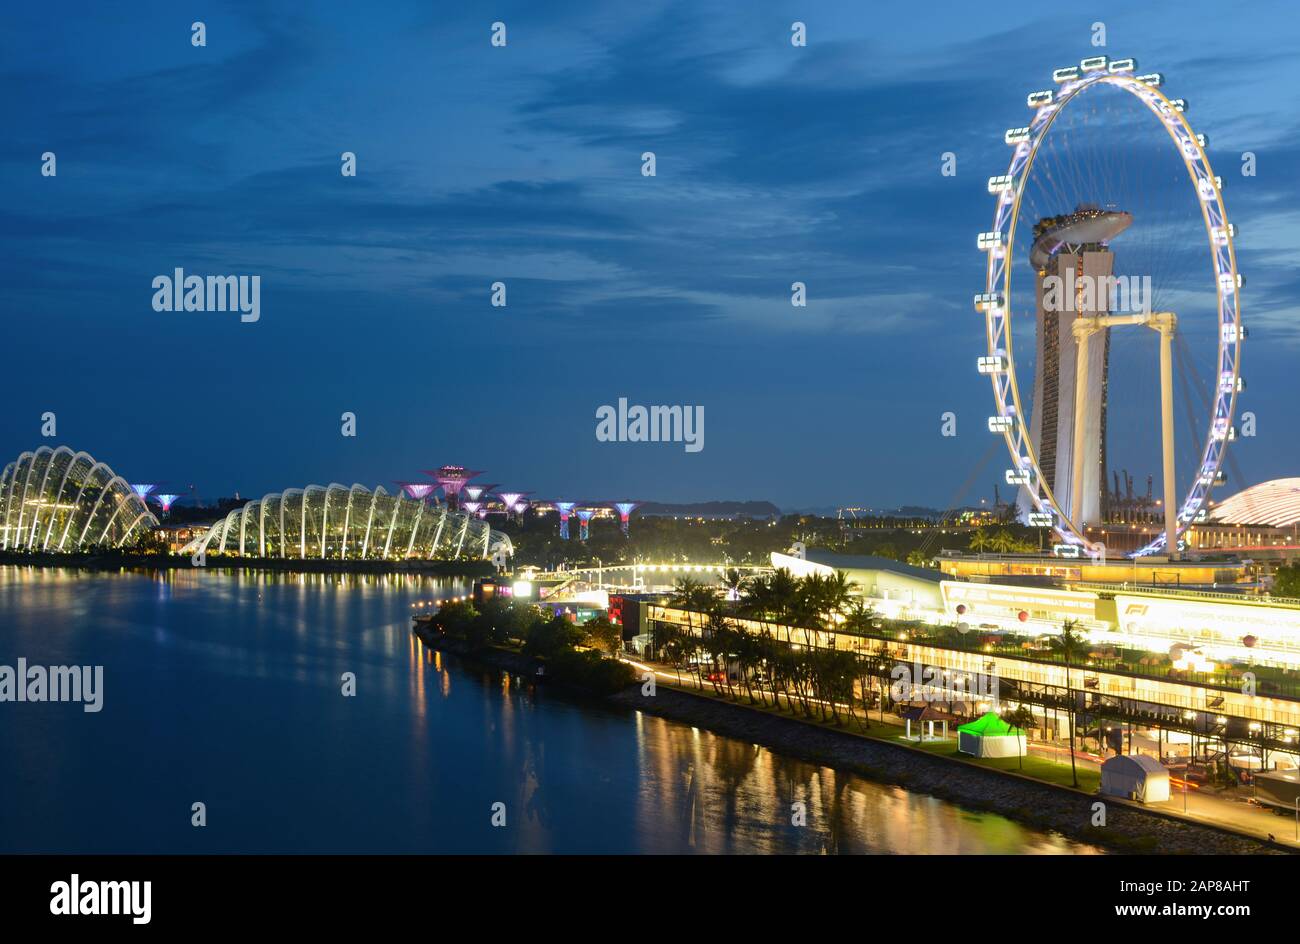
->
[956,713,1027,759]
[1100,754,1170,803]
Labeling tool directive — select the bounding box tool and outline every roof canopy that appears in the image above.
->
[1211,478,1300,527]
[958,712,1025,737]
[1101,754,1167,776]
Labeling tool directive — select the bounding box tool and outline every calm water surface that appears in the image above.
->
[0,567,1097,854]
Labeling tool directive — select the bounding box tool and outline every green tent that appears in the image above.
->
[957,712,1027,758]
[958,712,1024,737]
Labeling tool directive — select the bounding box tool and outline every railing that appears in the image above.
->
[1077,580,1300,609]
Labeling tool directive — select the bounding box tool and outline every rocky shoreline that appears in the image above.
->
[610,684,1290,855]
[414,629,1290,854]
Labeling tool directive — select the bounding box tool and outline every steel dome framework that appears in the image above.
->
[979,57,1243,559]
[0,445,158,552]
[1210,479,1300,529]
[183,483,512,561]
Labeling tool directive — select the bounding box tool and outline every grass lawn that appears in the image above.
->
[663,679,1102,793]
[872,730,1101,791]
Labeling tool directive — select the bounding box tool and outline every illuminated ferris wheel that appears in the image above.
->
[976,56,1244,560]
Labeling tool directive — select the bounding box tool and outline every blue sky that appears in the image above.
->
[2,0,1297,509]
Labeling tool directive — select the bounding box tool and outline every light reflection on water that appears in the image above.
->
[0,567,1097,854]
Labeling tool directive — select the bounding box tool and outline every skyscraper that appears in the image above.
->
[1022,206,1131,529]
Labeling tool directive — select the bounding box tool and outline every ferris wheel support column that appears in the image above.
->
[1069,312,1153,532]
[1152,312,1179,559]
[1069,328,1094,529]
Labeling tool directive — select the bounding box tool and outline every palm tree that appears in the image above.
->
[722,567,746,601]
[1050,619,1085,788]
[825,570,857,616]
[906,548,930,568]
[990,529,1017,554]
[969,528,991,554]
[1002,705,1037,770]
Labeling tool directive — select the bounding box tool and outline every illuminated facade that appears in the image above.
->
[0,445,158,551]
[182,483,512,561]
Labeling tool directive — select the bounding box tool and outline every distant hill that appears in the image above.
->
[787,504,988,520]
[639,500,781,519]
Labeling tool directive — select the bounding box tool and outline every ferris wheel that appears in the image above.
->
[976,56,1244,560]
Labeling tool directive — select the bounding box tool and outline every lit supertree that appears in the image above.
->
[496,491,533,521]
[554,501,577,540]
[464,483,498,504]
[154,494,181,516]
[131,484,157,501]
[576,509,596,542]
[396,482,437,501]
[612,501,643,536]
[421,466,483,510]
[462,500,483,517]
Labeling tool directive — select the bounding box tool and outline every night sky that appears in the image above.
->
[3,1,1297,510]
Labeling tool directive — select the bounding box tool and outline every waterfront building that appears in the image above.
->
[0,445,157,551]
[182,483,511,561]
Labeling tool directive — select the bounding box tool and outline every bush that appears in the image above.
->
[1274,564,1300,599]
[521,615,584,660]
[546,649,637,695]
[430,600,480,640]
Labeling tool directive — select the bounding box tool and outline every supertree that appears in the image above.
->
[575,509,596,542]
[422,466,483,510]
[496,491,533,521]
[131,484,157,501]
[553,501,577,540]
[611,501,643,536]
[154,494,181,517]
[463,483,498,503]
[396,482,436,501]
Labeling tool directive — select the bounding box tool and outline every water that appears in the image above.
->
[0,567,1096,854]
